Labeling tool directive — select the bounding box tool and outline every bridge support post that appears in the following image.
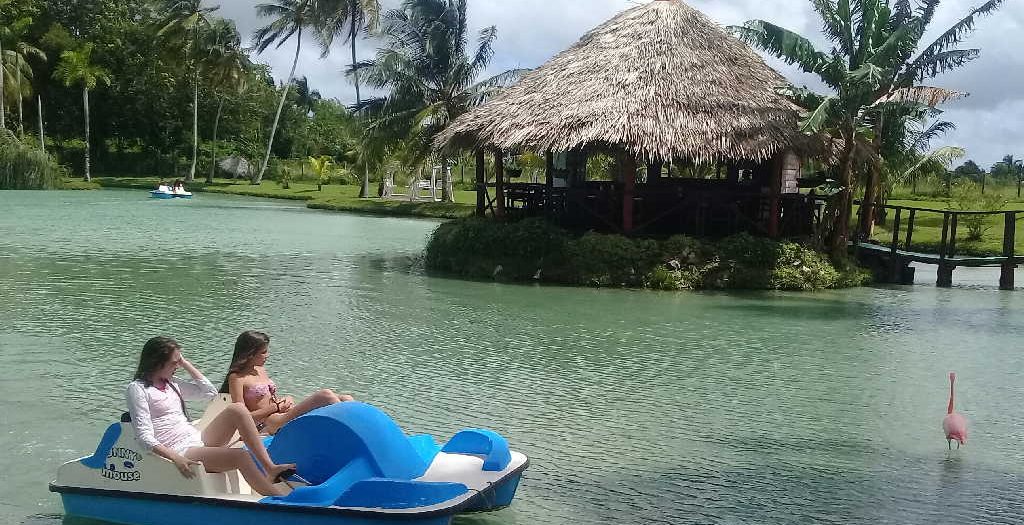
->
[937,265,954,288]
[937,213,953,288]
[1001,212,1016,290]
[888,208,902,283]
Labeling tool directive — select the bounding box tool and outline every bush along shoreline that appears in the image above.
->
[425,218,872,291]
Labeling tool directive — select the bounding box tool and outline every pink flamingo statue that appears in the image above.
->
[942,372,968,449]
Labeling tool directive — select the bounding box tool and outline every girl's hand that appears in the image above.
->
[276,397,294,413]
[172,455,200,478]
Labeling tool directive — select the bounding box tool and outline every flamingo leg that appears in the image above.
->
[947,440,952,450]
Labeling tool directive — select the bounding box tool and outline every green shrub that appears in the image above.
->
[0,130,66,189]
[425,217,570,280]
[950,182,1008,241]
[424,219,868,291]
[565,232,644,286]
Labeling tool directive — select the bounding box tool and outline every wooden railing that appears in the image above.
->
[855,201,1022,289]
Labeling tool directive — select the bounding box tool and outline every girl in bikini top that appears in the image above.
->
[221,330,354,435]
[243,381,277,402]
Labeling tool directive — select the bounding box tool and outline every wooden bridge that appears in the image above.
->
[855,202,1022,290]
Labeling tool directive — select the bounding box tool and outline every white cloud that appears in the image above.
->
[207,0,1023,166]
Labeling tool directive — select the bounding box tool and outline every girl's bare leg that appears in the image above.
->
[264,389,348,434]
[184,447,288,496]
[201,403,292,477]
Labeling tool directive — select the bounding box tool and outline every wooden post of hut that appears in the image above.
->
[545,151,554,217]
[768,155,783,238]
[494,149,506,219]
[647,160,663,184]
[622,155,637,233]
[475,149,486,217]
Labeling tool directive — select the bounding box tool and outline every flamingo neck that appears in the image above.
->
[947,377,955,415]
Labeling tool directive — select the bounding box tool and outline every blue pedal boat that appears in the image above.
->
[149,189,192,199]
[50,401,528,525]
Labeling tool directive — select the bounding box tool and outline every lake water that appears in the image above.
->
[2,190,1023,525]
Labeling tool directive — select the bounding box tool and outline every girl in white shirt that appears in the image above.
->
[127,336,294,496]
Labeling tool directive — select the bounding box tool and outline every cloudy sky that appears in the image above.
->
[207,0,1024,167]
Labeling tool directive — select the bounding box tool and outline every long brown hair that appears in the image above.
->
[134,336,181,387]
[219,330,270,393]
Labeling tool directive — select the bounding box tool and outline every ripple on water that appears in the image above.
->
[2,191,1024,525]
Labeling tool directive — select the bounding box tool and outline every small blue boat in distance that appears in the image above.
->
[149,189,192,199]
[51,400,529,525]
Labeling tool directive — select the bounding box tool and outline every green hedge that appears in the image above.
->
[0,130,65,189]
[425,218,871,291]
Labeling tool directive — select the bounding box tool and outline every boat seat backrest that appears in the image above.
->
[66,421,247,496]
[195,393,233,431]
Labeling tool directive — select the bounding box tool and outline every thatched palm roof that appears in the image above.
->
[435,0,813,164]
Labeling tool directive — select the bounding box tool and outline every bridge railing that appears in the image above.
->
[855,201,1020,290]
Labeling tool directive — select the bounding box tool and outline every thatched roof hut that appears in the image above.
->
[435,0,811,164]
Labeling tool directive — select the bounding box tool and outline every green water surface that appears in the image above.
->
[1,190,1023,525]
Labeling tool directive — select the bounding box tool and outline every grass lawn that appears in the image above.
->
[863,199,1024,256]
[79,176,476,220]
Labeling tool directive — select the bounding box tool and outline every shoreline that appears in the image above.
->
[66,176,476,220]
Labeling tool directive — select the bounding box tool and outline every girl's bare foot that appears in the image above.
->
[266,463,297,483]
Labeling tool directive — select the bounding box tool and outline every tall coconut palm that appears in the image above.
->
[355,0,524,202]
[202,19,251,183]
[156,0,220,182]
[252,0,314,185]
[1,21,46,139]
[733,0,1003,257]
[0,17,38,133]
[53,44,111,182]
[314,0,380,197]
[292,76,321,116]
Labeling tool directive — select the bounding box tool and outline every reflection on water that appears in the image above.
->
[2,190,1024,525]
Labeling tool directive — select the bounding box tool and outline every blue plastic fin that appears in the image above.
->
[407,434,441,465]
[441,429,511,472]
[80,423,122,469]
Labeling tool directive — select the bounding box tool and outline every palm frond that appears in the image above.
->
[903,0,1004,82]
[876,86,967,107]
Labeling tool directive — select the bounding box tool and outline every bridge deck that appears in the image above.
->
[856,242,1024,267]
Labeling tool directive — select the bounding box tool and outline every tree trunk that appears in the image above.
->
[829,136,856,261]
[859,161,880,240]
[83,88,92,182]
[209,96,224,184]
[0,39,6,131]
[352,25,370,199]
[441,160,453,202]
[37,95,44,154]
[16,68,24,138]
[187,70,199,182]
[254,27,301,185]
[858,117,885,240]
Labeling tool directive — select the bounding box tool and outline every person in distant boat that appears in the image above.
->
[172,180,186,194]
[127,336,295,496]
[221,330,354,435]
[156,180,171,193]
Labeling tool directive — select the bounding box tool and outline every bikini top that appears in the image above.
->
[243,380,277,402]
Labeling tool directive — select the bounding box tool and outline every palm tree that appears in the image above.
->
[156,0,220,182]
[1,31,46,139]
[733,0,1004,257]
[252,0,314,185]
[355,0,524,202]
[0,17,42,134]
[53,44,111,182]
[292,76,321,116]
[292,76,321,177]
[314,0,380,197]
[202,19,251,183]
